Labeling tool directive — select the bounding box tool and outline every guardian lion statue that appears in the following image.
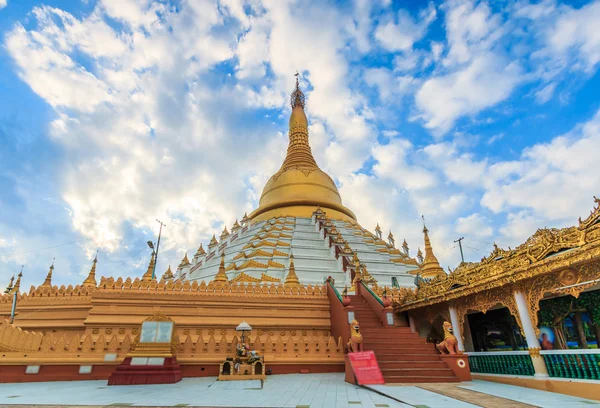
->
[347,319,363,353]
[436,321,458,354]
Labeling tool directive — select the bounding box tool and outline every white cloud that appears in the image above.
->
[456,213,493,238]
[534,82,557,104]
[375,2,437,52]
[482,107,600,221]
[0,0,7,10]
[415,53,524,135]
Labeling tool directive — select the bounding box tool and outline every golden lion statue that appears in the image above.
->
[436,321,458,354]
[347,319,363,353]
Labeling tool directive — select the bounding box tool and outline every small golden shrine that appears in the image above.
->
[218,321,265,381]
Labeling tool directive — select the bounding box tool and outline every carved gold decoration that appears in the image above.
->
[528,347,541,358]
[558,269,580,286]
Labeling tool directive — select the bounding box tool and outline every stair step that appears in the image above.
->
[376,354,441,361]
[380,368,456,377]
[383,375,460,383]
[378,361,447,369]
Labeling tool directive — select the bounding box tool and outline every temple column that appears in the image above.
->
[449,306,465,352]
[514,290,549,378]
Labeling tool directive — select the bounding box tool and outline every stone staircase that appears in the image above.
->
[348,295,459,383]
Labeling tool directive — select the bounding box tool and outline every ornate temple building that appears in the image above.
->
[1,79,599,400]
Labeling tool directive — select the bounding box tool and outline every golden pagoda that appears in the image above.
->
[418,224,445,279]
[249,77,355,222]
[82,255,98,288]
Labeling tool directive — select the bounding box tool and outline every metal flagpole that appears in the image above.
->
[454,237,465,263]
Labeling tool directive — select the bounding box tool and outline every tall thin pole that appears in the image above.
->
[454,237,465,263]
[151,219,166,280]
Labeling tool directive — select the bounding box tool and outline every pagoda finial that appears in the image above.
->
[420,220,445,279]
[213,252,228,283]
[40,259,55,288]
[220,226,230,241]
[82,252,98,288]
[387,231,395,247]
[402,239,409,256]
[284,253,301,286]
[291,72,305,109]
[142,252,156,282]
[417,247,424,264]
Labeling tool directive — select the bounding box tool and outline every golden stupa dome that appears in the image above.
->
[249,78,356,222]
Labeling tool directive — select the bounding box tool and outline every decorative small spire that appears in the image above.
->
[284,253,301,286]
[417,247,424,264]
[213,252,228,283]
[420,219,445,279]
[209,234,218,248]
[162,265,174,281]
[232,219,241,232]
[241,213,249,226]
[402,239,409,256]
[82,253,98,288]
[375,224,382,240]
[142,252,156,282]
[195,243,206,257]
[178,252,190,267]
[40,259,55,288]
[388,231,395,247]
[5,275,15,294]
[220,226,230,241]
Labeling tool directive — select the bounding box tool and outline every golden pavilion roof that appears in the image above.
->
[249,77,356,222]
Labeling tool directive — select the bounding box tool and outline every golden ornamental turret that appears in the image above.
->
[402,239,409,256]
[231,219,241,233]
[220,227,230,241]
[416,247,424,264]
[388,231,395,247]
[241,213,249,226]
[195,243,206,257]
[40,262,54,288]
[420,223,445,279]
[4,275,14,294]
[142,252,156,282]
[208,234,218,250]
[82,255,98,288]
[213,252,228,283]
[249,76,356,222]
[162,265,174,281]
[284,254,301,286]
[179,253,190,268]
[375,224,382,240]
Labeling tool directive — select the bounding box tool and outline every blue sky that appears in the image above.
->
[1,0,600,290]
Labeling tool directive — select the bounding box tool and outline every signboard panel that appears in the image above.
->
[348,351,385,385]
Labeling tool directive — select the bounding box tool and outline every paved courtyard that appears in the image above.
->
[0,373,598,408]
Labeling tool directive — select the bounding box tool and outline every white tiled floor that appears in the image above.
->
[2,374,598,407]
[0,374,412,407]
[460,380,600,407]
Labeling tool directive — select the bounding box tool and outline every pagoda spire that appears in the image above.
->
[142,252,156,282]
[420,218,445,279]
[5,275,14,294]
[278,75,319,173]
[195,243,206,257]
[213,252,229,283]
[162,265,174,281]
[40,260,55,288]
[284,254,301,286]
[82,253,98,288]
